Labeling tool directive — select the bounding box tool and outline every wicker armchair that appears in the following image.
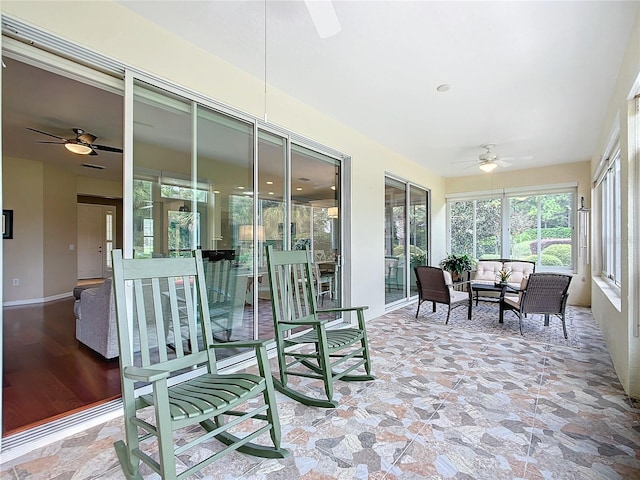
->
[414,266,471,324]
[499,273,572,337]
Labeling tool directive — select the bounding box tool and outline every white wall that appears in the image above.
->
[1,1,445,321]
[589,7,640,398]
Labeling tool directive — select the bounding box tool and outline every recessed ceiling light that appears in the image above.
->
[266,181,274,185]
[436,84,451,92]
[330,185,336,191]
[237,186,245,190]
[268,192,274,195]
[296,187,303,191]
[213,190,220,194]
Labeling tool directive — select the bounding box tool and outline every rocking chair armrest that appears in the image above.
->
[317,306,368,314]
[123,365,170,383]
[318,306,368,328]
[209,339,270,350]
[279,318,328,326]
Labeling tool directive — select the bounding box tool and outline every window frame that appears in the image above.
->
[446,184,578,272]
[596,144,622,288]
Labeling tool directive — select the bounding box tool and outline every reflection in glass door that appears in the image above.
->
[129,78,344,355]
[291,144,342,321]
[131,80,255,356]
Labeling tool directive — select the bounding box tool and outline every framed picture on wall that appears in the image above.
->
[3,209,13,239]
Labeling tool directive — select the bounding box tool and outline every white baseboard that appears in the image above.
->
[3,291,73,307]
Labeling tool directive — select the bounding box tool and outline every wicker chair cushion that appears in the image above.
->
[443,270,454,286]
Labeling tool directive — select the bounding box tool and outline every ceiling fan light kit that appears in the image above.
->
[64,142,93,155]
[479,161,498,173]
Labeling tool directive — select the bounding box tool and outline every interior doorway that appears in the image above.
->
[77,203,116,279]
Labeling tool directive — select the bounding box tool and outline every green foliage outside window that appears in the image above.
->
[541,244,572,266]
[448,191,574,269]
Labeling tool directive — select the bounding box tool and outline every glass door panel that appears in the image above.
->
[132,80,193,259]
[257,130,286,339]
[409,186,428,296]
[291,144,341,323]
[196,105,254,341]
[385,178,406,305]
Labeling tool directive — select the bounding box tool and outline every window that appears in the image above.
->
[450,197,502,259]
[447,187,576,271]
[597,147,622,286]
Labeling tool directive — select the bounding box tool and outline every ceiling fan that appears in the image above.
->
[27,127,123,156]
[476,144,510,172]
[454,144,525,173]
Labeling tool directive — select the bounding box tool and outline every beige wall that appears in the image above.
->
[77,177,122,198]
[2,154,122,303]
[2,157,44,301]
[446,161,592,307]
[2,1,443,320]
[589,7,640,398]
[43,163,78,298]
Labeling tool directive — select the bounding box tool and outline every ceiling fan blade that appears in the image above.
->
[92,144,123,153]
[77,133,97,144]
[451,159,476,165]
[27,127,66,141]
[501,155,533,162]
[304,0,341,39]
[36,141,66,145]
[496,159,512,167]
[89,149,98,156]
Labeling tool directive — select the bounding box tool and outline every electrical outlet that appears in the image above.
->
[12,278,19,286]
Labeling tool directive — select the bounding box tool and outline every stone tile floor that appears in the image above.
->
[2,306,639,479]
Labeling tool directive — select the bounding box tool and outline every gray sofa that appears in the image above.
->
[74,278,118,359]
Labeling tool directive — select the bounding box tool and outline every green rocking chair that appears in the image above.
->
[111,249,288,480]
[265,246,374,408]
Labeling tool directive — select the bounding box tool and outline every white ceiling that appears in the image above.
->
[2,1,637,181]
[115,0,639,177]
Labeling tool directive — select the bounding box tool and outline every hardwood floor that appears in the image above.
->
[2,297,121,436]
[1,294,337,436]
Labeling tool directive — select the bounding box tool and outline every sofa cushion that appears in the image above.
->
[504,261,535,285]
[473,261,503,284]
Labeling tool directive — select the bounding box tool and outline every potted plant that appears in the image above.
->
[439,253,475,281]
[496,268,512,285]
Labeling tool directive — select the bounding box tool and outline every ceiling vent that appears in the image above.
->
[82,163,105,170]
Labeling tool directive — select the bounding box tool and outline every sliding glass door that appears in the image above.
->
[385,176,430,306]
[129,77,345,353]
